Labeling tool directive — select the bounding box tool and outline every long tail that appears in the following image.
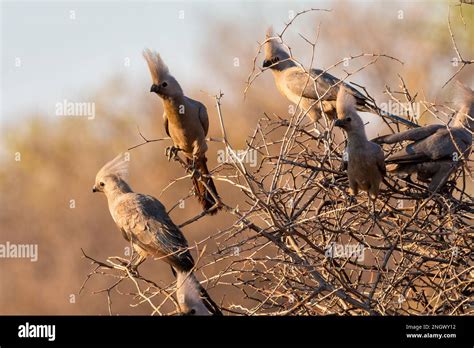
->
[358,100,420,129]
[188,157,220,215]
[175,270,223,316]
[197,281,223,316]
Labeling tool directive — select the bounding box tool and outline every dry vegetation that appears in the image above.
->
[0,2,472,315]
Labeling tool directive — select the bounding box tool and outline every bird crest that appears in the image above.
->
[336,85,357,119]
[143,48,169,84]
[264,26,287,59]
[454,80,473,108]
[96,152,130,182]
[266,26,274,39]
[453,81,474,128]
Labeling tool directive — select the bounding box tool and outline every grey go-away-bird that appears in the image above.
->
[92,153,222,315]
[263,27,417,128]
[334,86,386,201]
[372,82,473,192]
[143,49,220,215]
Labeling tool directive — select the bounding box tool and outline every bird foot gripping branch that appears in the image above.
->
[108,256,141,277]
[165,145,181,161]
[91,153,222,315]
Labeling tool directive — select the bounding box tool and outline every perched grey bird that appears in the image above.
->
[334,86,386,201]
[143,49,220,214]
[92,153,222,315]
[263,27,417,128]
[372,82,473,192]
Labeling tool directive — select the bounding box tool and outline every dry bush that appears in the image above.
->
[207,102,472,315]
[1,4,469,316]
[82,84,472,315]
[81,7,473,316]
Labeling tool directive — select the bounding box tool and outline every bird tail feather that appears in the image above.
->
[188,157,220,215]
[359,103,420,129]
[176,271,222,316]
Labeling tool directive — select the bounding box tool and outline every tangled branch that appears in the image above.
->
[82,7,473,316]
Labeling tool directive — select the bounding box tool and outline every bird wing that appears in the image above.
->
[426,128,472,159]
[284,68,368,104]
[372,124,444,144]
[386,145,431,163]
[164,115,170,137]
[312,69,369,102]
[373,143,386,176]
[114,193,194,272]
[386,128,471,163]
[197,102,209,136]
[183,97,209,137]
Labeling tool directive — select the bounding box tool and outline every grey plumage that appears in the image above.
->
[92,153,222,315]
[334,86,386,200]
[143,49,220,214]
[263,27,417,128]
[373,82,473,192]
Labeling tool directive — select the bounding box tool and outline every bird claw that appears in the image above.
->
[129,267,139,277]
[165,146,180,161]
[348,195,357,205]
[111,255,141,276]
[124,261,139,277]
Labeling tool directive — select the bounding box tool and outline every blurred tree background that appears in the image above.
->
[0,0,472,314]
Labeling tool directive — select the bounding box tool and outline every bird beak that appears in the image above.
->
[334,119,344,128]
[262,59,272,68]
[150,84,159,93]
[92,185,98,193]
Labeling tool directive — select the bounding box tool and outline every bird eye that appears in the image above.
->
[161,82,168,88]
[346,117,352,122]
[99,182,105,187]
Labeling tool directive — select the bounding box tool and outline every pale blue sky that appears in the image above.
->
[0,0,336,124]
[0,0,455,128]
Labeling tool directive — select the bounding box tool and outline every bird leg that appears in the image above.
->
[126,254,146,277]
[347,187,359,205]
[188,158,199,179]
[165,146,181,161]
[369,198,377,218]
[111,253,146,276]
[347,194,357,205]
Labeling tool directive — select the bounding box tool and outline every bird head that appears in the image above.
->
[143,49,183,98]
[149,75,182,98]
[93,153,132,196]
[262,27,292,70]
[334,85,365,133]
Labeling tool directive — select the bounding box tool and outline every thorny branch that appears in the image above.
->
[204,91,473,315]
[83,8,473,316]
[443,5,474,88]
